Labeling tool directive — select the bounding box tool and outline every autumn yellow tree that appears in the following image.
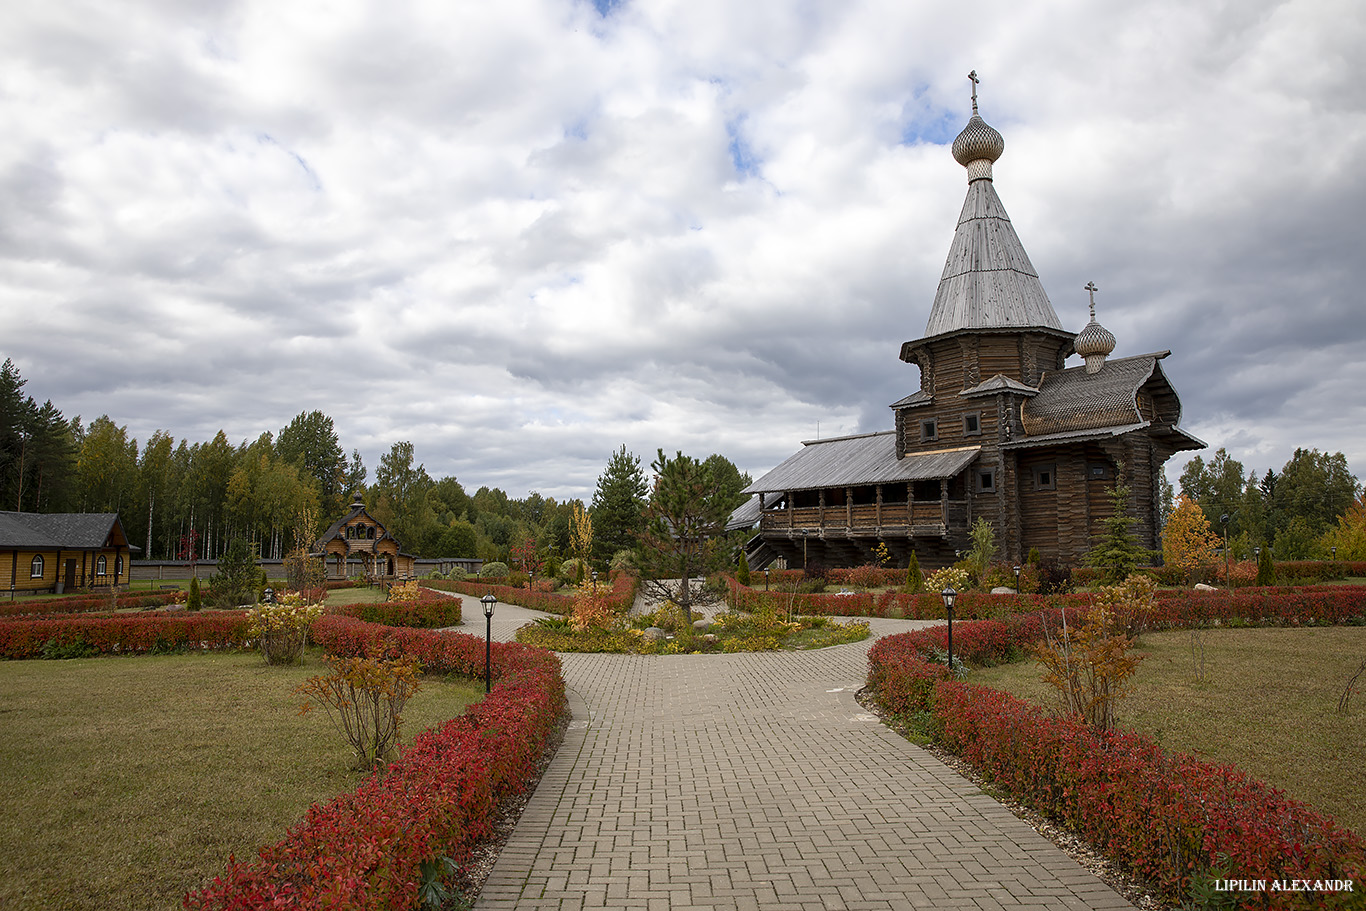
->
[1162,495,1220,584]
[1320,494,1366,561]
[569,501,594,572]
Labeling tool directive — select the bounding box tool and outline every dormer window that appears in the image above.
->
[920,419,938,442]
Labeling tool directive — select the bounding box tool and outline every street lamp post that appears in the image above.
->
[941,586,957,675]
[481,594,497,694]
[592,570,598,593]
[1013,564,1021,595]
[763,568,770,591]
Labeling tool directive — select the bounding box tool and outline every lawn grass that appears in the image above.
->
[969,626,1366,835]
[323,585,388,606]
[0,650,484,911]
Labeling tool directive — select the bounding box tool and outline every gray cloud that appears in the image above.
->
[2,0,1362,502]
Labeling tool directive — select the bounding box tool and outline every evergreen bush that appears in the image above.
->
[904,551,924,593]
[1256,546,1277,586]
[737,551,752,586]
[479,561,510,578]
[187,576,202,612]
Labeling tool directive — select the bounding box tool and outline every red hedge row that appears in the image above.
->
[430,571,638,616]
[867,618,1366,907]
[729,577,1366,626]
[184,618,565,911]
[0,611,252,658]
[0,589,186,618]
[327,596,463,629]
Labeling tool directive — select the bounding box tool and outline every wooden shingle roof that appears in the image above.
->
[920,169,1066,341]
[1021,351,1181,436]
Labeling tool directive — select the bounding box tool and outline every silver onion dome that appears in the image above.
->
[952,115,1005,168]
[1075,282,1116,373]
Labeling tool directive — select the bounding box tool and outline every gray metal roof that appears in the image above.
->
[0,511,125,549]
[743,432,980,495]
[921,177,1065,339]
[726,496,763,531]
[1022,351,1167,436]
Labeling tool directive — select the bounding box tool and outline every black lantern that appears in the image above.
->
[1013,564,1021,595]
[941,586,957,675]
[592,570,598,592]
[764,568,770,591]
[481,593,497,694]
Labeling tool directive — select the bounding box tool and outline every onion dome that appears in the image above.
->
[1075,282,1116,374]
[952,116,1005,171]
[952,70,1005,181]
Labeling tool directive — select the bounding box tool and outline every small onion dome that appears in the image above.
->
[952,114,1005,180]
[1075,316,1116,374]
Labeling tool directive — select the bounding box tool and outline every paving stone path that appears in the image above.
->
[447,595,1135,911]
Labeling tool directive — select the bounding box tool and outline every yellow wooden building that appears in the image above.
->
[1,511,134,595]
[315,498,416,581]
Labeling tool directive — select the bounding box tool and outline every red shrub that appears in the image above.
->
[184,619,565,910]
[0,612,252,658]
[329,597,463,629]
[869,615,1366,907]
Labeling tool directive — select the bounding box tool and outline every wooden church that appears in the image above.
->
[739,74,1205,569]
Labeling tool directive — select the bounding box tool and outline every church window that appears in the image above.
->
[963,413,981,436]
[977,469,995,492]
[1033,464,1056,491]
[919,419,938,442]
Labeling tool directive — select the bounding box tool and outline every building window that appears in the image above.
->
[97,555,108,576]
[1088,463,1112,481]
[977,469,995,492]
[963,413,981,436]
[30,555,44,578]
[920,418,938,442]
[1033,464,1056,491]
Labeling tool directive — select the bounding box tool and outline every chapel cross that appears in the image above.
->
[968,70,980,115]
[1084,281,1099,319]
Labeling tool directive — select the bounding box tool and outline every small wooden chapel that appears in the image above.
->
[739,73,1205,570]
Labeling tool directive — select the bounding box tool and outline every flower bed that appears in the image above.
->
[866,615,1366,907]
[185,617,564,910]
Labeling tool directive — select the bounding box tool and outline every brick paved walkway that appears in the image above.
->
[469,614,1137,911]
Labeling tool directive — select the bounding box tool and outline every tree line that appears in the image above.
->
[1176,446,1362,559]
[0,359,752,571]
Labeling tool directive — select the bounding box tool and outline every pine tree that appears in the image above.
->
[590,445,648,565]
[638,450,745,613]
[737,550,752,586]
[187,576,202,611]
[1085,479,1147,582]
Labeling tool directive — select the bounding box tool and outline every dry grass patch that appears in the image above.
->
[971,625,1366,835]
[0,650,483,911]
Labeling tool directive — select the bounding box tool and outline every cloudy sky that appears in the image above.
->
[2,0,1363,501]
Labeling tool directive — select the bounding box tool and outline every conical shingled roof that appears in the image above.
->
[921,105,1066,340]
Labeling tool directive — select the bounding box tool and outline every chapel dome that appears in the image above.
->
[952,114,1005,168]
[1075,318,1116,359]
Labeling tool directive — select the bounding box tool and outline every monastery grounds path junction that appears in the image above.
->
[446,595,1136,911]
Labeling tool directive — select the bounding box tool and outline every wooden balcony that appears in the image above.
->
[759,500,966,538]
